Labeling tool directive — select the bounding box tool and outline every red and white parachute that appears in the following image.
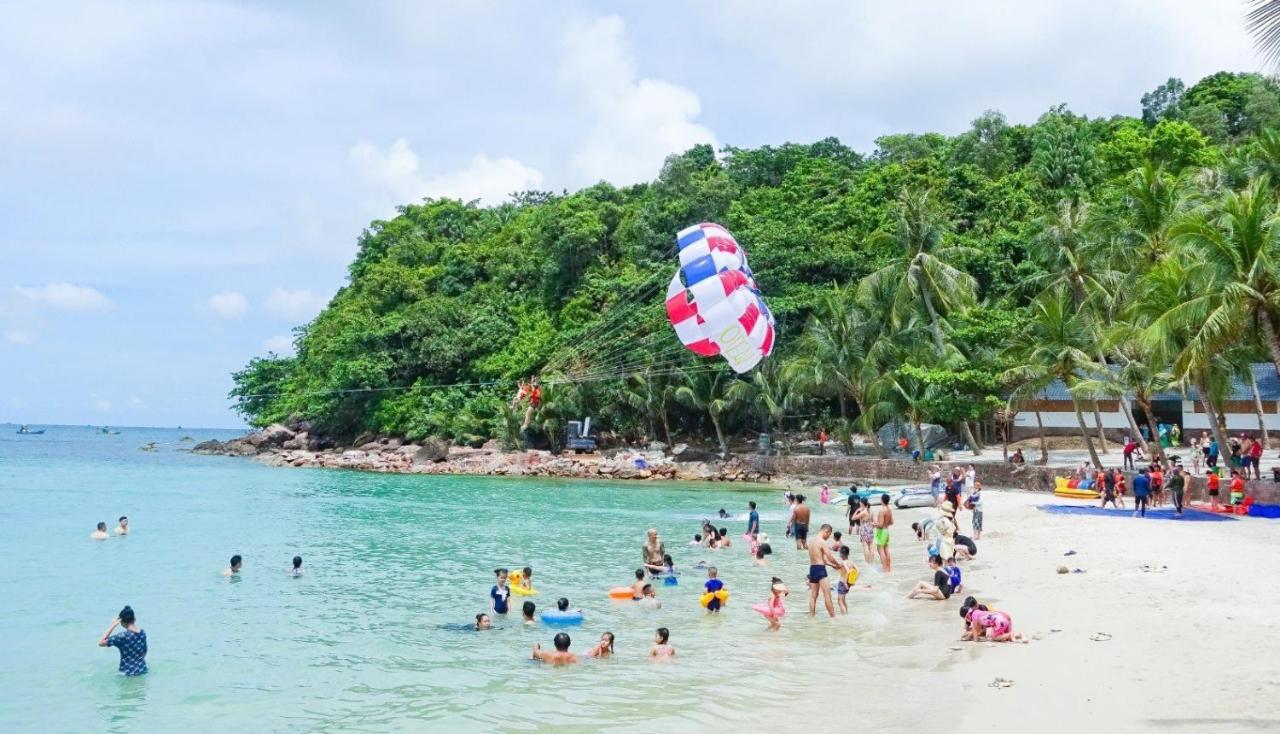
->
[664,223,775,373]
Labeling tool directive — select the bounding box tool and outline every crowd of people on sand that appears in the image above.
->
[1067,428,1259,517]
[91,514,308,676]
[469,466,1023,666]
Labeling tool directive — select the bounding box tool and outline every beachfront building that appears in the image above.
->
[1012,363,1280,436]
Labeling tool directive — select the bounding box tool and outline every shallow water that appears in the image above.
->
[1,425,958,733]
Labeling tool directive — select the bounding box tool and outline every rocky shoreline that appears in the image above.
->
[192,423,773,483]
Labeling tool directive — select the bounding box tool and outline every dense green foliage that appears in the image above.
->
[232,71,1280,463]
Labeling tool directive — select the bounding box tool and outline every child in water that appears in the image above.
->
[587,631,615,658]
[718,528,732,549]
[521,601,537,625]
[703,567,726,613]
[835,546,854,615]
[752,577,789,631]
[491,568,510,614]
[662,554,676,576]
[519,567,534,593]
[638,584,662,609]
[630,569,647,600]
[753,542,773,567]
[649,627,675,659]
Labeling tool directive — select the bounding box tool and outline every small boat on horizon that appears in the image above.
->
[16,425,45,435]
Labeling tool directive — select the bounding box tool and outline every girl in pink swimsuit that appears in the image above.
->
[752,578,789,631]
[963,607,1026,643]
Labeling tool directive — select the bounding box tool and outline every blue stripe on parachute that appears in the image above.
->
[681,254,719,286]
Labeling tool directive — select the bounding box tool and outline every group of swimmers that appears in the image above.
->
[94,538,306,675]
[90,516,129,539]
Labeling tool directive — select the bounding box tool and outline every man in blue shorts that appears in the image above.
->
[806,524,839,618]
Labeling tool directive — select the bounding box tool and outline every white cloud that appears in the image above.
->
[263,334,295,356]
[127,395,144,407]
[264,288,328,321]
[350,139,544,207]
[561,15,718,185]
[94,399,112,411]
[207,290,248,319]
[4,330,33,345]
[14,283,113,312]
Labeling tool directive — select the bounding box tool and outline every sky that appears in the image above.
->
[0,1,1266,428]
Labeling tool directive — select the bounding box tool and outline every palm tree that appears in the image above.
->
[1133,257,1235,455]
[726,360,793,452]
[1003,366,1055,465]
[784,285,890,456]
[675,369,737,458]
[861,188,978,353]
[1005,286,1104,468]
[1030,198,1114,453]
[1170,177,1280,382]
[1109,162,1186,266]
[860,188,981,452]
[1248,1,1280,69]
[621,369,677,447]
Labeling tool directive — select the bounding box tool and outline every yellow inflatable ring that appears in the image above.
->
[507,570,538,596]
[699,589,729,608]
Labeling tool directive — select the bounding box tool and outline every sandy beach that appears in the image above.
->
[866,488,1280,733]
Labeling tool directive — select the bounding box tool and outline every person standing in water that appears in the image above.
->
[792,495,811,550]
[532,632,578,665]
[875,493,894,572]
[98,605,147,676]
[746,501,760,539]
[114,516,129,536]
[91,522,109,540]
[291,556,304,577]
[642,529,666,575]
[805,524,839,618]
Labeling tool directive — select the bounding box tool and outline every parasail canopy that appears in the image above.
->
[665,223,775,373]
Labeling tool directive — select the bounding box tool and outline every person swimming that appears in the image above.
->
[91,522,109,541]
[648,627,675,659]
[638,584,661,609]
[221,554,242,576]
[291,555,304,577]
[475,613,492,630]
[114,516,129,536]
[532,631,578,665]
[754,542,773,566]
[587,631,615,658]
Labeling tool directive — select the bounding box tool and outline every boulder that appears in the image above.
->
[384,437,404,448]
[414,437,450,464]
[282,432,309,451]
[359,441,382,451]
[648,441,668,452]
[192,439,225,454]
[245,423,295,449]
[352,432,376,448]
[672,446,720,463]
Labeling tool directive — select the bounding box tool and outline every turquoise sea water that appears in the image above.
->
[1,425,951,733]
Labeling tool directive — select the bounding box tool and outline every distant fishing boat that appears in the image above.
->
[99,427,121,435]
[16,425,45,435]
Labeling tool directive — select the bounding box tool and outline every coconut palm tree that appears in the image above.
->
[675,369,737,458]
[1170,177,1280,381]
[860,188,978,353]
[784,285,891,456]
[726,360,794,452]
[1004,286,1105,468]
[621,369,677,447]
[1133,257,1234,454]
[1248,1,1280,69]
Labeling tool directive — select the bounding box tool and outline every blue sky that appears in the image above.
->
[0,1,1263,428]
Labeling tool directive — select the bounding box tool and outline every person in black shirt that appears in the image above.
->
[906,555,953,600]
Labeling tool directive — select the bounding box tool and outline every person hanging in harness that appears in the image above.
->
[518,376,542,432]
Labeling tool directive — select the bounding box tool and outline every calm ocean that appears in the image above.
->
[0,424,949,732]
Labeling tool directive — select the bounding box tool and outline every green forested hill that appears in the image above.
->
[231,71,1280,460]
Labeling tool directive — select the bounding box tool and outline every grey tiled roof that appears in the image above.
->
[1034,363,1280,402]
